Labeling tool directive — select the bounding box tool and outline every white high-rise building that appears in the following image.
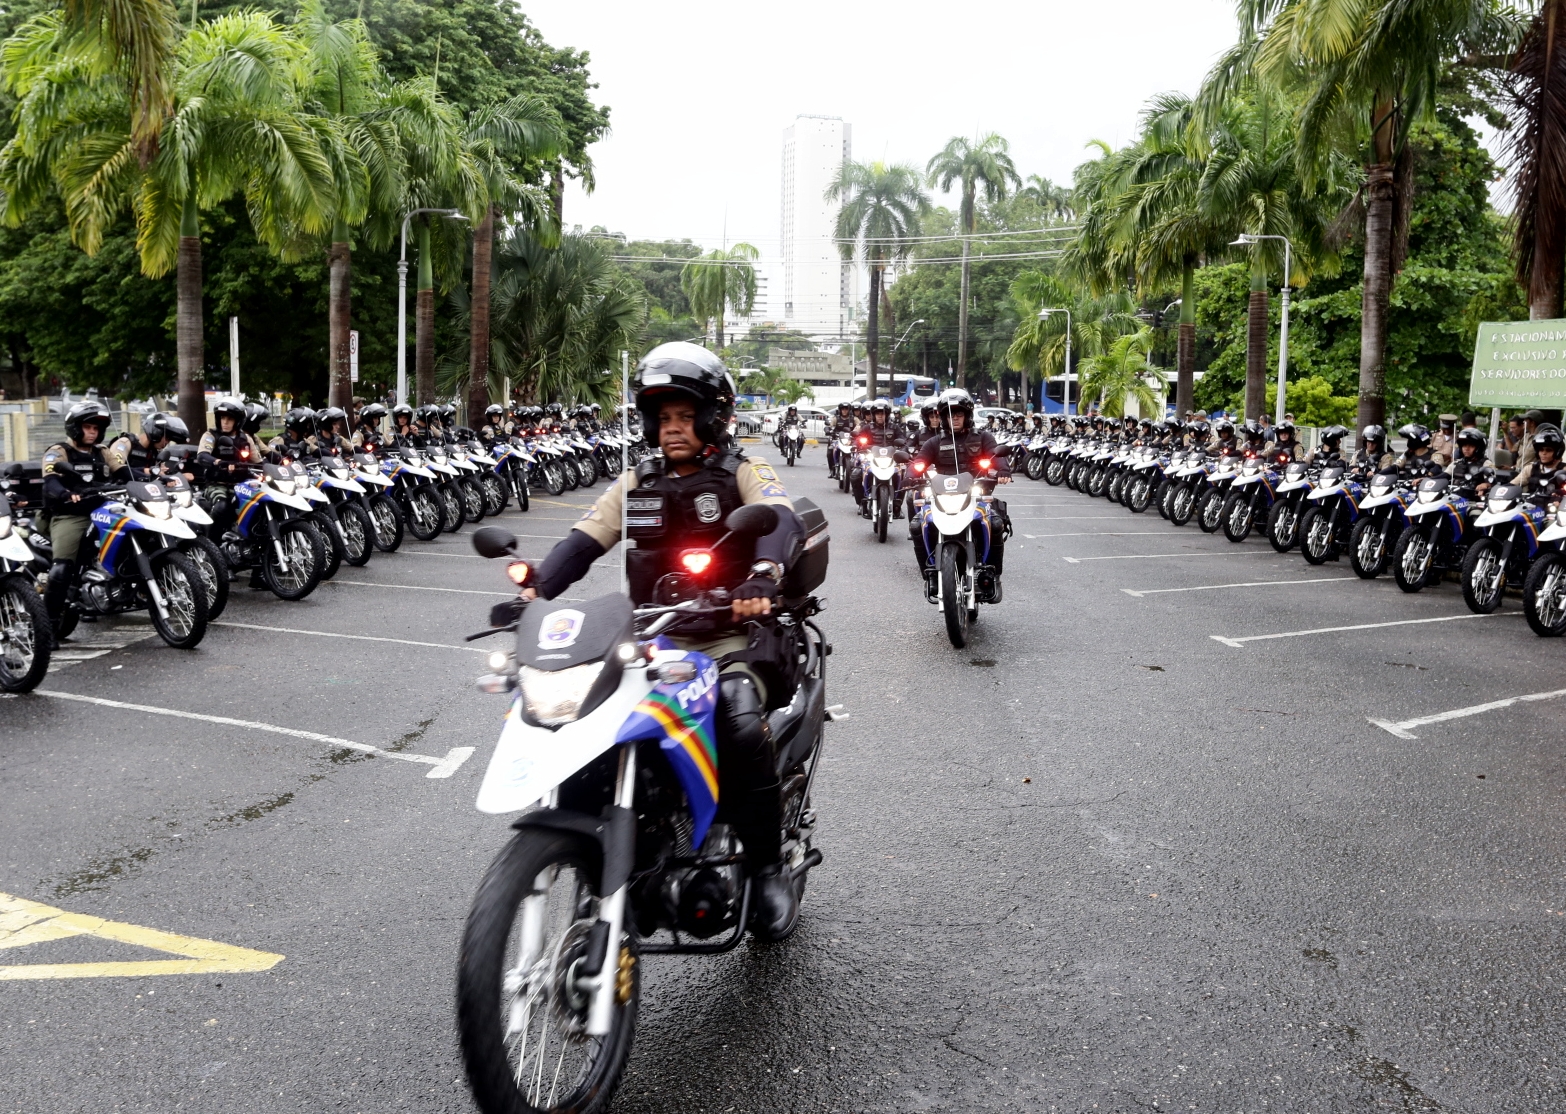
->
[781,115,856,341]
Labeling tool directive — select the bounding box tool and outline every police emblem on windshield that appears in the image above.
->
[944,476,959,491]
[538,608,586,650]
[694,493,722,523]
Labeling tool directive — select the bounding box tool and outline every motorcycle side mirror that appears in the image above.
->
[724,503,779,538]
[472,526,519,559]
[993,444,1011,458]
[893,450,910,464]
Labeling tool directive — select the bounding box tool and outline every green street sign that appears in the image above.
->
[1470,319,1566,408]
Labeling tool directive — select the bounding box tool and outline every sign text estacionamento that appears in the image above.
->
[1470,320,1566,408]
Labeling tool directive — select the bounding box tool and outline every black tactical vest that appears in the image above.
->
[624,450,750,605]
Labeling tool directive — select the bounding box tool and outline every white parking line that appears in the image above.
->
[329,579,513,597]
[1369,687,1566,739]
[212,621,485,653]
[1026,531,1169,540]
[1063,551,1277,564]
[1210,611,1518,648]
[1123,577,1356,598]
[33,691,475,778]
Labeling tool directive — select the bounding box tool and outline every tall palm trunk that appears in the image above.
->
[1513,0,1566,319]
[468,204,495,421]
[957,189,972,389]
[176,191,205,434]
[1358,161,1395,429]
[1176,262,1196,417]
[866,261,882,400]
[1245,274,1268,420]
[415,220,435,406]
[715,311,725,352]
[328,218,352,410]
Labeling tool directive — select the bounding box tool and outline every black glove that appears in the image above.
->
[732,576,778,603]
[488,597,527,629]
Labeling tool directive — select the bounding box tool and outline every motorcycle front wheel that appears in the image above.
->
[0,577,50,693]
[461,477,488,523]
[185,534,231,620]
[1197,488,1225,533]
[404,487,443,542]
[939,542,970,649]
[1221,492,1254,542]
[1299,506,1334,564]
[264,519,325,600]
[1348,518,1387,578]
[1169,484,1196,527]
[336,501,374,567]
[1392,525,1435,593]
[1524,552,1566,636]
[1044,457,1065,485]
[1460,536,1506,613]
[1127,475,1152,513]
[457,830,639,1114]
[874,485,889,543]
[511,470,532,513]
[369,494,404,552]
[147,552,209,649]
[311,511,345,580]
[542,461,567,498]
[1266,499,1299,552]
[440,485,466,533]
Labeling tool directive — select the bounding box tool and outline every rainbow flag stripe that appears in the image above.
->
[615,650,722,847]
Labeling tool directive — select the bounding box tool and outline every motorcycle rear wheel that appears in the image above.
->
[1460,536,1506,613]
[404,488,443,542]
[1348,518,1387,578]
[369,494,404,552]
[148,552,208,649]
[1523,552,1566,636]
[336,501,374,567]
[1392,525,1435,593]
[264,519,325,600]
[185,535,231,619]
[939,542,970,649]
[0,578,50,693]
[1266,499,1299,552]
[457,830,639,1114]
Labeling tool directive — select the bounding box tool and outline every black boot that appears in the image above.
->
[739,782,799,941]
[44,560,73,648]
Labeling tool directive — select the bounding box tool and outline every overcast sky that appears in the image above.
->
[520,0,1241,252]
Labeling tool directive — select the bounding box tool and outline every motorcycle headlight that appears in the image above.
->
[1488,496,1515,515]
[933,493,971,514]
[1557,504,1566,527]
[519,661,606,726]
[171,488,193,507]
[271,478,296,495]
[0,514,10,538]
[143,499,172,519]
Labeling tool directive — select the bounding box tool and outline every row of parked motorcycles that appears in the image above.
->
[0,416,649,694]
[1016,425,1566,637]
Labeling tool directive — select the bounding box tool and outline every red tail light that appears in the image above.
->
[912,461,927,473]
[681,550,714,576]
[977,458,992,471]
[238,447,250,460]
[857,436,869,446]
[506,561,532,586]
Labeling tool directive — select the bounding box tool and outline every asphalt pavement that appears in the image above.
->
[3,446,1564,1114]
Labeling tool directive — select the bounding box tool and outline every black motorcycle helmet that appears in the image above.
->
[937,388,975,434]
[243,402,269,435]
[1274,420,1296,441]
[1187,420,1210,441]
[1454,426,1487,460]
[1360,423,1386,451]
[633,341,736,447]
[786,404,799,417]
[1319,424,1349,449]
[283,407,316,438]
[920,400,940,423]
[484,404,505,425]
[315,406,348,439]
[415,404,441,428]
[391,403,414,428]
[870,398,893,424]
[1241,418,1266,445]
[142,411,177,445]
[212,398,246,434]
[1532,425,1565,458]
[358,402,387,429]
[1399,423,1432,451]
[1213,418,1236,440]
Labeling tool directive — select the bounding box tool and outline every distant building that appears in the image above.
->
[768,347,853,404]
[781,116,858,342]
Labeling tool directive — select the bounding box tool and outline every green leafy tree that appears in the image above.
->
[926,133,1020,387]
[828,159,929,400]
[1078,327,1164,416]
[1,10,335,430]
[1007,270,1140,390]
[679,243,758,351]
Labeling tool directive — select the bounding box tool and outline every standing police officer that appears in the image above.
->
[515,342,808,939]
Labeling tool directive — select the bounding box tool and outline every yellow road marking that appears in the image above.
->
[0,891,283,980]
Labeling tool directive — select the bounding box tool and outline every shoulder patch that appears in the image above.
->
[42,450,61,465]
[750,461,780,484]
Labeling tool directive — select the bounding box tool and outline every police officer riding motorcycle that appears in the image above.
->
[509,342,812,937]
[40,401,115,640]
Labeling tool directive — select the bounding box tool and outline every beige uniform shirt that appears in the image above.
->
[573,455,795,550]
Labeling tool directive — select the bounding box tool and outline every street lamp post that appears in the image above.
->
[397,208,467,406]
[889,318,925,381]
[1233,233,1294,427]
[1037,307,1073,415]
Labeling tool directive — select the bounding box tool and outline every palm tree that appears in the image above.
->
[926,133,1021,387]
[463,94,563,421]
[1,10,335,431]
[1006,271,1140,398]
[59,0,181,163]
[1078,328,1165,417]
[827,160,929,401]
[1017,174,1075,221]
[679,244,759,353]
[1209,0,1520,427]
[1504,0,1566,319]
